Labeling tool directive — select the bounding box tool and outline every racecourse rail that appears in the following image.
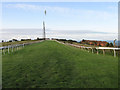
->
[0,40,120,57]
[0,40,43,55]
[55,40,120,57]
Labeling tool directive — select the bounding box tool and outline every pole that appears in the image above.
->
[43,21,45,40]
[97,49,99,54]
[8,46,9,53]
[103,49,105,55]
[23,44,24,48]
[92,48,94,53]
[114,49,116,57]
[12,46,13,52]
[2,49,5,55]
[88,48,89,52]
[43,10,46,40]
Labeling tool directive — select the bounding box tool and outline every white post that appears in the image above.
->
[2,49,4,55]
[18,45,20,50]
[20,45,21,49]
[88,48,89,52]
[15,46,16,51]
[97,49,99,54]
[16,45,17,51]
[3,49,5,55]
[17,45,18,50]
[8,46,9,53]
[1,49,3,55]
[0,49,1,53]
[23,44,24,48]
[18,45,19,50]
[12,46,13,52]
[103,49,105,55]
[19,45,21,50]
[114,49,116,57]
[92,48,94,53]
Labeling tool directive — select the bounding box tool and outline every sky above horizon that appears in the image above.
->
[1,2,118,41]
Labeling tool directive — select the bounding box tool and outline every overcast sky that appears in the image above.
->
[1,2,118,41]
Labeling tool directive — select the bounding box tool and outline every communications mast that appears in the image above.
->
[43,10,46,40]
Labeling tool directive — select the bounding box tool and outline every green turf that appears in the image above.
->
[2,40,118,88]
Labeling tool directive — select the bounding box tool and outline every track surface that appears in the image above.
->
[2,40,118,88]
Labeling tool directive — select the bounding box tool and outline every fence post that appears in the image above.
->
[19,45,21,50]
[103,49,105,55]
[88,48,89,52]
[113,49,116,57]
[14,45,16,51]
[12,46,13,52]
[2,49,4,55]
[18,45,19,50]
[97,49,99,54]
[3,49,5,55]
[15,45,17,51]
[92,48,94,53]
[17,45,18,50]
[0,49,1,53]
[8,46,9,53]
[23,44,24,48]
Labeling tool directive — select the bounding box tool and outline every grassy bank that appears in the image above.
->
[2,40,118,88]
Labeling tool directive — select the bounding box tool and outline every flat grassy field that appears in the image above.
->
[2,40,118,88]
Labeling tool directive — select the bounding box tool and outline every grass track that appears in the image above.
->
[2,40,118,88]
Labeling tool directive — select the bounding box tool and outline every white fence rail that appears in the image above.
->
[0,40,43,55]
[56,40,120,57]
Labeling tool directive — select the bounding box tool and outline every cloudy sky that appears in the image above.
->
[1,2,118,41]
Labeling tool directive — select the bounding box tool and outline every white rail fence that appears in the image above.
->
[0,40,43,55]
[1,40,119,57]
[56,40,120,57]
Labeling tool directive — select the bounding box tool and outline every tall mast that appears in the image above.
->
[43,21,45,40]
[43,10,46,40]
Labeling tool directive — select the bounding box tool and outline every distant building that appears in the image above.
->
[81,40,108,47]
